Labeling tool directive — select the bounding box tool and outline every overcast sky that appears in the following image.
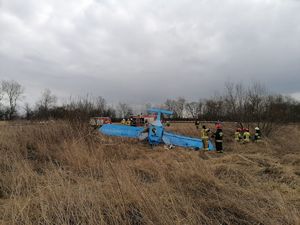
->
[1,0,300,106]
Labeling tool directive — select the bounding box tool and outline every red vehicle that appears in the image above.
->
[130,115,156,127]
[89,117,112,128]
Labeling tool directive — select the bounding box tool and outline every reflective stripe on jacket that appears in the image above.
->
[214,129,223,141]
[201,129,210,138]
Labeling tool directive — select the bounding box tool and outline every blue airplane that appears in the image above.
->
[99,108,215,150]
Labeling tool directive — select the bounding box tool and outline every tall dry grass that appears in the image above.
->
[0,121,299,225]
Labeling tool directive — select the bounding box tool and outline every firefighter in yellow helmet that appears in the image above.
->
[121,118,126,125]
[243,128,251,143]
[201,125,210,151]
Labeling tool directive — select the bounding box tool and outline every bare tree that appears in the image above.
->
[222,81,280,136]
[94,96,107,115]
[246,83,279,136]
[142,103,152,115]
[244,82,265,123]
[0,85,4,118]
[203,96,224,121]
[117,102,133,118]
[1,80,24,119]
[176,97,186,118]
[164,99,176,113]
[24,103,34,120]
[0,85,3,103]
[223,82,247,127]
[37,89,57,111]
[164,97,186,118]
[185,101,202,118]
[35,89,57,119]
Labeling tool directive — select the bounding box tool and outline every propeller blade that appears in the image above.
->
[99,124,144,138]
[162,132,215,150]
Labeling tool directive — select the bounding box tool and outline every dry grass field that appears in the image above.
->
[0,121,299,225]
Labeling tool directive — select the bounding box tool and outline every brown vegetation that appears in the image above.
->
[0,122,299,225]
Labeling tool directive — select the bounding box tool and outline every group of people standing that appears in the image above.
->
[234,127,262,143]
[195,120,263,153]
[121,118,134,126]
[196,121,224,153]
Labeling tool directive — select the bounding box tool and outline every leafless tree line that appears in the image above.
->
[25,93,117,121]
[1,80,300,132]
[163,82,300,135]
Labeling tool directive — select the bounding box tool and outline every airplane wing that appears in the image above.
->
[99,124,144,138]
[162,131,215,151]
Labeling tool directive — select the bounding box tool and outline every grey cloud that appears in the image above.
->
[1,0,300,105]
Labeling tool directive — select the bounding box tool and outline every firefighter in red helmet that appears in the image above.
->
[234,128,242,142]
[212,123,223,153]
[243,128,251,143]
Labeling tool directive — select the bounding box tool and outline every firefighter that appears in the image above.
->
[130,118,134,126]
[126,119,131,126]
[195,120,200,130]
[130,118,135,126]
[212,124,223,153]
[201,125,210,151]
[121,118,126,125]
[144,119,149,128]
[243,128,251,143]
[234,128,242,142]
[254,127,261,142]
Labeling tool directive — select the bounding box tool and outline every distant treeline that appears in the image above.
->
[1,80,300,128]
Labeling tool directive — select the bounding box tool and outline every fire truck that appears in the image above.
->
[89,117,112,128]
[129,115,156,127]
